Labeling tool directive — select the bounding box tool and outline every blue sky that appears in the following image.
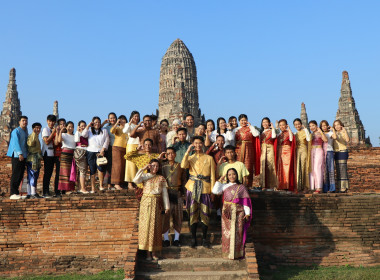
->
[0,1,379,146]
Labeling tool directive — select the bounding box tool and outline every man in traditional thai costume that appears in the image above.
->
[169,127,191,163]
[218,145,249,186]
[133,159,170,260]
[212,168,252,259]
[130,115,161,153]
[293,118,311,193]
[26,123,43,198]
[161,147,186,247]
[276,119,296,192]
[124,138,164,189]
[206,135,226,218]
[181,136,215,248]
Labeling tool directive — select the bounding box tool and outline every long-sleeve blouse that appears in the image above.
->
[82,128,110,153]
[212,181,250,215]
[110,126,127,148]
[123,123,140,145]
[133,169,170,210]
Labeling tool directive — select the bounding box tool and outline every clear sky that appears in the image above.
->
[0,1,379,146]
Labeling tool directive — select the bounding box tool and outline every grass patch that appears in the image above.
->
[0,269,125,280]
[261,265,380,280]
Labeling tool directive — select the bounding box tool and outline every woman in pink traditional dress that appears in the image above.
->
[212,168,252,259]
[234,114,260,188]
[258,117,278,190]
[308,120,328,194]
[276,119,296,191]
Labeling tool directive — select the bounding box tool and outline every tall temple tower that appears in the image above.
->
[300,102,309,130]
[53,100,59,119]
[158,39,204,125]
[335,71,367,146]
[0,68,22,144]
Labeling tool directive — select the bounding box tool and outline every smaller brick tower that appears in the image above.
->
[300,102,309,130]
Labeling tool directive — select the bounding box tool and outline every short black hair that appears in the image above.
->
[166,147,176,153]
[57,118,66,125]
[185,113,194,120]
[151,115,158,121]
[143,115,152,121]
[19,116,28,121]
[47,114,56,122]
[177,127,187,134]
[224,145,236,152]
[192,136,204,143]
[216,134,225,140]
[32,122,42,129]
[144,138,154,145]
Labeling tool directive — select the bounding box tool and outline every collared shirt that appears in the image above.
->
[7,127,28,158]
[82,128,110,153]
[171,141,191,163]
[104,123,116,146]
[41,126,55,157]
[206,145,225,165]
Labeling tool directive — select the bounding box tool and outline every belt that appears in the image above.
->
[312,145,322,149]
[190,175,211,203]
[143,193,161,197]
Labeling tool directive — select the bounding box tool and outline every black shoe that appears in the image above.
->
[163,240,170,247]
[173,240,181,247]
[26,195,31,199]
[190,239,197,248]
[53,193,62,198]
[31,195,43,199]
[202,239,210,249]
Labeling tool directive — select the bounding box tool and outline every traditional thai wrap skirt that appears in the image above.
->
[260,143,277,189]
[186,190,212,226]
[163,188,183,233]
[295,145,309,191]
[236,140,255,187]
[138,194,164,252]
[277,144,292,190]
[323,151,336,192]
[58,148,75,191]
[335,150,349,191]
[222,202,246,259]
[74,148,87,176]
[111,146,126,185]
[125,144,139,182]
[309,146,324,190]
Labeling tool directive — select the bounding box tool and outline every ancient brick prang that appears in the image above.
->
[336,71,368,146]
[300,102,309,130]
[158,39,204,126]
[0,68,22,145]
[53,100,59,119]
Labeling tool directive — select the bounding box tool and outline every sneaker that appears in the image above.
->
[43,194,52,198]
[31,195,43,199]
[202,239,211,249]
[10,194,21,200]
[25,195,31,199]
[163,240,170,247]
[173,240,181,247]
[190,239,198,248]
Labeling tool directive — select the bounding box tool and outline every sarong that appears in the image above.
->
[186,190,212,226]
[277,145,292,190]
[125,144,139,182]
[58,148,75,191]
[74,148,87,176]
[163,189,183,233]
[222,202,246,259]
[323,151,335,192]
[138,194,164,252]
[335,150,349,191]
[309,147,324,190]
[236,140,255,187]
[111,146,126,185]
[296,146,309,191]
[260,143,277,189]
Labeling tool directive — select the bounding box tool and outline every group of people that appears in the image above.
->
[6,111,350,260]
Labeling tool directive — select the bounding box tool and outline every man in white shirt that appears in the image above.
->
[41,114,57,197]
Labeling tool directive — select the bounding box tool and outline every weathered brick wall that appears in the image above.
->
[0,194,139,278]
[249,193,380,269]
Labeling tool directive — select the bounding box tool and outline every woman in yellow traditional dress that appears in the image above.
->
[133,159,170,260]
[293,118,311,193]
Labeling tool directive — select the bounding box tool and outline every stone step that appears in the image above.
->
[138,257,247,272]
[154,245,223,259]
[134,270,248,280]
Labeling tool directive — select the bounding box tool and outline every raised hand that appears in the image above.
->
[218,156,227,165]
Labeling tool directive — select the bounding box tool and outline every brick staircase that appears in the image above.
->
[134,210,250,279]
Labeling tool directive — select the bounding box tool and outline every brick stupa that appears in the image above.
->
[300,102,309,130]
[335,71,368,146]
[0,68,22,145]
[158,39,204,125]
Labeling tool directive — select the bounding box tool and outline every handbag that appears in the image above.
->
[96,154,108,166]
